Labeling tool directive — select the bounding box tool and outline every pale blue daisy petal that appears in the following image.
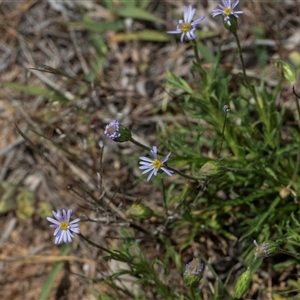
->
[139,156,154,163]
[211,0,243,20]
[161,167,174,177]
[139,146,173,181]
[47,209,80,245]
[167,5,204,42]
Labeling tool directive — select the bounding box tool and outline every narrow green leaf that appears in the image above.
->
[38,245,70,300]
[14,124,45,158]
[67,20,125,32]
[0,81,68,103]
[116,7,165,24]
[166,71,193,94]
[111,30,170,42]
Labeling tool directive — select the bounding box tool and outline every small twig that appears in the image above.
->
[98,141,105,197]
[190,177,210,208]
[0,147,18,182]
[25,65,75,101]
[0,136,24,158]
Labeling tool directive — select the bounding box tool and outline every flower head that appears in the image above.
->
[253,239,281,259]
[139,146,173,181]
[211,0,243,26]
[183,258,204,287]
[104,120,132,142]
[47,209,80,244]
[167,5,205,42]
[104,120,120,140]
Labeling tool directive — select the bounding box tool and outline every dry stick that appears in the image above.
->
[0,136,24,158]
[0,147,18,182]
[98,141,105,198]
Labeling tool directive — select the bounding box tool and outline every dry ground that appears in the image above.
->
[0,1,299,300]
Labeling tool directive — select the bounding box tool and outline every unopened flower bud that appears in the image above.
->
[126,204,153,221]
[183,258,204,287]
[234,268,252,299]
[279,187,290,199]
[104,120,132,142]
[224,15,238,33]
[253,239,281,259]
[198,161,226,177]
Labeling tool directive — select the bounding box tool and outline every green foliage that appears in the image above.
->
[10,1,300,299]
[38,245,70,300]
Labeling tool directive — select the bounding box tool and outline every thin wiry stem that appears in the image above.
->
[129,137,152,152]
[292,85,300,183]
[191,40,201,66]
[292,85,300,131]
[233,32,251,90]
[217,105,230,160]
[161,178,169,220]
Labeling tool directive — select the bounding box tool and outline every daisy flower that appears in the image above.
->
[104,120,121,140]
[139,146,173,181]
[167,5,205,42]
[184,258,204,276]
[47,209,80,244]
[211,0,243,26]
[104,120,132,142]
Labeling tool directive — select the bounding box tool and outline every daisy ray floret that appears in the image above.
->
[211,0,243,26]
[167,5,205,42]
[47,209,80,244]
[139,146,173,181]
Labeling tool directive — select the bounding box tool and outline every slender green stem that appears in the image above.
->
[233,32,265,127]
[292,85,300,131]
[233,32,251,91]
[161,178,169,219]
[167,166,201,181]
[191,40,201,66]
[292,86,300,182]
[79,233,112,254]
[190,177,210,208]
[130,137,152,152]
[278,248,300,259]
[217,106,229,160]
[191,40,208,85]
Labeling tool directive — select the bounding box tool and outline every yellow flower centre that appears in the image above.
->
[181,22,192,33]
[224,7,232,16]
[152,159,162,169]
[60,221,69,231]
